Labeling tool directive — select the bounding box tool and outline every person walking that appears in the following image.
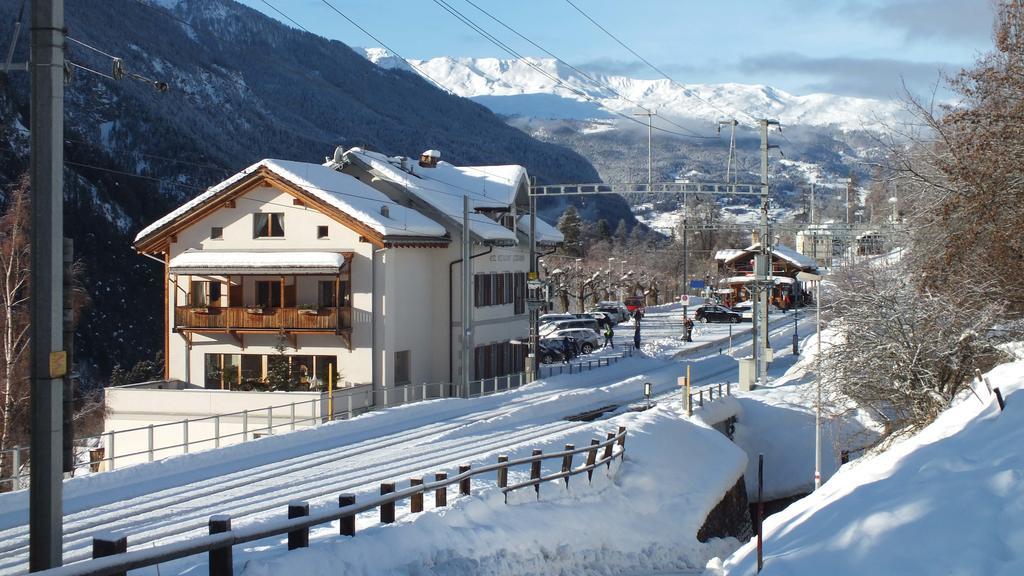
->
[633,322,641,351]
[683,317,694,343]
[603,324,614,348]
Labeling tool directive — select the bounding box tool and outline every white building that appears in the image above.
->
[795,226,833,268]
[133,148,562,396]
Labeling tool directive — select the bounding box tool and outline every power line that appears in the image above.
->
[429,0,711,139]
[314,0,453,95]
[562,0,759,127]
[259,0,311,34]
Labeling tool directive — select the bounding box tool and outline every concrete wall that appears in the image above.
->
[103,385,373,468]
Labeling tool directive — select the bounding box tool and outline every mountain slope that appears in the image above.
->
[0,0,622,381]
[366,53,903,131]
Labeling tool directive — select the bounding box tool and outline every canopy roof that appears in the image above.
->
[169,250,351,275]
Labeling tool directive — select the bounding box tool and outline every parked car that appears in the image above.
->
[730,301,753,321]
[539,313,574,326]
[624,296,645,319]
[546,328,601,354]
[537,340,567,364]
[592,301,630,324]
[694,305,742,324]
[582,311,614,328]
[540,336,580,362]
[539,317,600,338]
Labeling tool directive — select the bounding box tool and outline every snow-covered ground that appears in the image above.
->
[705,344,1024,576]
[6,306,1013,576]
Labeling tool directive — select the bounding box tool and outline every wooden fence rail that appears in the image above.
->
[31,427,628,576]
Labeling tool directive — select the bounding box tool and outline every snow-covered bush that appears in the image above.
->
[819,261,1006,436]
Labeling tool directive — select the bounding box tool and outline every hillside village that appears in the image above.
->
[0,1,1021,576]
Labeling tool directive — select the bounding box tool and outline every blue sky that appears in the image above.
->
[237,0,995,100]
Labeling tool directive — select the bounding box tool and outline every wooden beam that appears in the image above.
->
[164,253,170,380]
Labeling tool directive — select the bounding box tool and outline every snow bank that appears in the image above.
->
[707,358,1024,576]
[240,404,747,576]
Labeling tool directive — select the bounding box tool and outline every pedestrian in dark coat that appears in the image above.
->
[683,317,694,342]
[633,323,641,350]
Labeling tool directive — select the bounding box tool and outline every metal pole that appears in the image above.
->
[528,193,538,382]
[462,196,473,393]
[815,280,822,490]
[62,238,74,475]
[29,0,65,569]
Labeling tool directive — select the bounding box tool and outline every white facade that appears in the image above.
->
[134,152,562,403]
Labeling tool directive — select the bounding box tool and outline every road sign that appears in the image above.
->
[680,295,689,306]
[527,279,544,290]
[689,279,705,289]
[527,299,545,310]
[528,271,539,281]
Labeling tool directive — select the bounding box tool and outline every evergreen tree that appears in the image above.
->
[557,205,583,257]
[595,219,611,240]
[614,219,628,247]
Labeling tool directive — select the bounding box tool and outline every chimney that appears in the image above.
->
[419,149,441,168]
[380,205,390,218]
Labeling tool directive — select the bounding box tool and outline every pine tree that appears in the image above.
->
[614,219,628,247]
[557,205,583,257]
[595,219,611,240]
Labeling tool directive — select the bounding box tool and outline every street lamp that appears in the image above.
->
[797,270,823,490]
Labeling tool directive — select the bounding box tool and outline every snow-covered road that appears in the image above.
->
[0,308,813,575]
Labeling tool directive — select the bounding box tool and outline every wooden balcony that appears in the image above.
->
[174,306,352,333]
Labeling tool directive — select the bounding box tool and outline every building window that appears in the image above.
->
[253,213,284,238]
[211,226,223,240]
[395,351,411,386]
[255,280,282,308]
[189,280,221,307]
[318,280,337,308]
[317,225,329,239]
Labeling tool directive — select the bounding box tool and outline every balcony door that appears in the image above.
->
[255,280,282,308]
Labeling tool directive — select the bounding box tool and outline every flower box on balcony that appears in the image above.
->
[297,308,320,316]
[246,307,265,315]
[189,306,215,315]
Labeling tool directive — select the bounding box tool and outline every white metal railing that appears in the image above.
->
[0,347,634,491]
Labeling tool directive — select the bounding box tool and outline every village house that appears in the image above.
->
[713,239,820,308]
[795,225,833,268]
[133,147,562,396]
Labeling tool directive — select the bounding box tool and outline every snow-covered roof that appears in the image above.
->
[721,275,795,285]
[715,249,745,262]
[516,215,563,245]
[135,159,447,246]
[344,148,524,243]
[739,243,819,270]
[169,250,350,275]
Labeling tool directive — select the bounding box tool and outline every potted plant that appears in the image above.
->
[189,304,214,314]
[297,303,320,316]
[246,306,264,314]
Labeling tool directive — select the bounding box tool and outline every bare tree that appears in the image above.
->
[0,178,31,482]
[819,261,1006,436]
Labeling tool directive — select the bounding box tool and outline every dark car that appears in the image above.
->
[694,305,742,324]
[537,341,566,364]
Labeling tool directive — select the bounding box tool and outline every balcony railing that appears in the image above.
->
[175,306,352,332]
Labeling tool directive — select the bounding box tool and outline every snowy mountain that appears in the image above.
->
[364,52,903,131]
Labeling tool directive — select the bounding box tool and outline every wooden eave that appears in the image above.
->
[134,166,389,254]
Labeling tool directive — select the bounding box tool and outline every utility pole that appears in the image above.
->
[461,196,472,396]
[29,0,65,570]
[756,119,779,389]
[681,191,688,319]
[633,110,656,190]
[528,193,538,382]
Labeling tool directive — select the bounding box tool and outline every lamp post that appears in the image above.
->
[797,271,823,490]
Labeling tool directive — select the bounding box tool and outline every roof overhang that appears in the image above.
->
[169,250,352,275]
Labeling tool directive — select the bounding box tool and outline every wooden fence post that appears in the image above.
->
[603,431,614,469]
[410,477,424,513]
[459,464,471,496]
[617,426,627,450]
[497,455,508,488]
[380,482,396,523]
[208,515,232,576]
[338,494,356,536]
[287,501,309,550]
[586,438,599,482]
[435,472,448,507]
[531,449,543,498]
[561,444,574,488]
[92,533,127,576]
